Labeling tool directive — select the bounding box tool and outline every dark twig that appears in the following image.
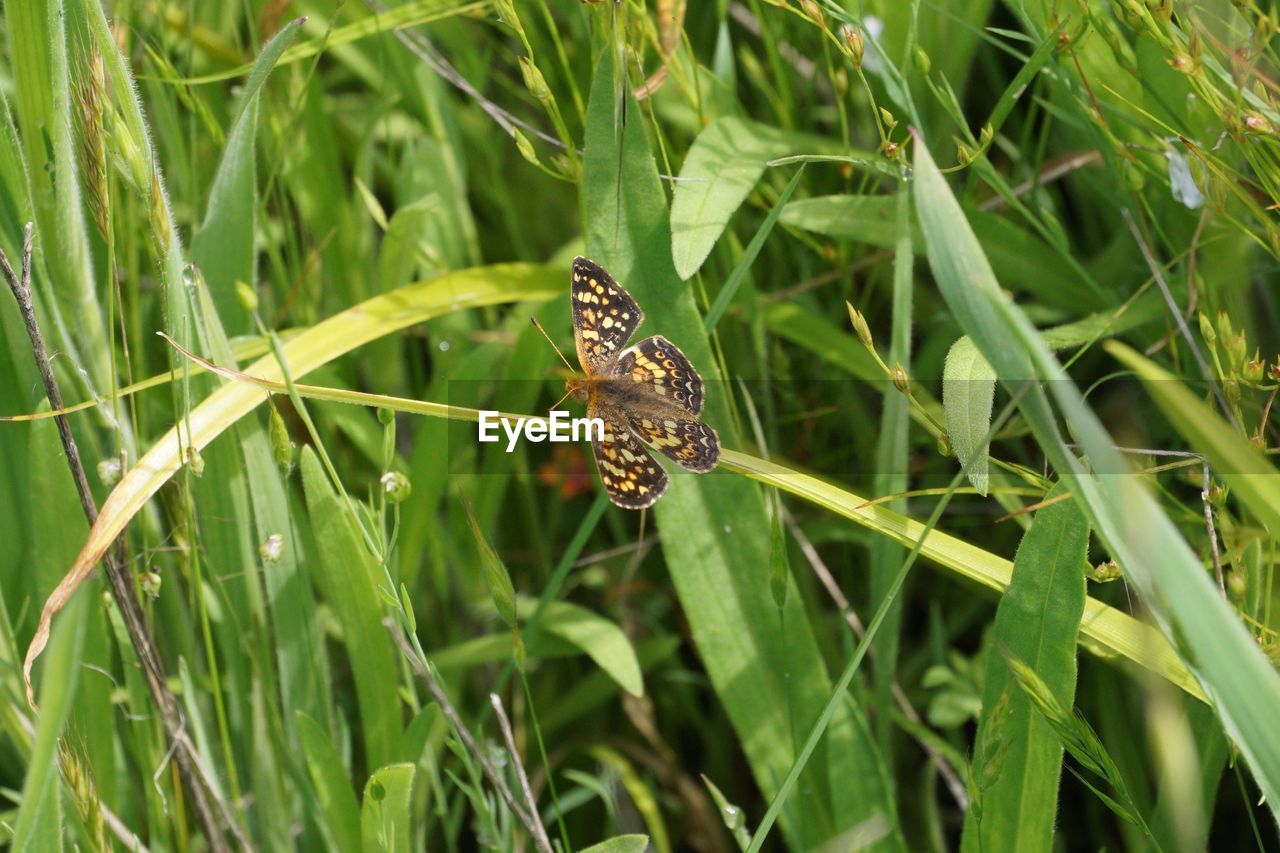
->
[387,620,552,852]
[489,693,554,853]
[1,225,244,853]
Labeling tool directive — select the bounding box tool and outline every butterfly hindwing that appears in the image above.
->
[571,256,644,373]
[628,415,720,472]
[613,335,704,415]
[589,405,668,509]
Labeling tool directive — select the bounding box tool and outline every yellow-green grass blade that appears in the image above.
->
[150,327,1202,703]
[12,588,90,852]
[21,264,560,699]
[175,1,492,85]
[1107,341,1280,534]
[582,52,901,849]
[912,129,1280,822]
[719,450,1200,700]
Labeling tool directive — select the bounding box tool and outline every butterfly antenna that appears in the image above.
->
[547,386,575,414]
[530,316,578,374]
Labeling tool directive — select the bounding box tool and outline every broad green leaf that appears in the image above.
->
[670,117,850,279]
[943,337,996,495]
[962,483,1088,852]
[1107,342,1280,534]
[532,599,644,697]
[300,448,401,769]
[298,712,363,853]
[583,52,901,850]
[578,835,650,853]
[360,763,415,853]
[192,19,302,332]
[912,131,1280,824]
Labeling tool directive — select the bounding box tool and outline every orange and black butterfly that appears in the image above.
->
[562,257,719,509]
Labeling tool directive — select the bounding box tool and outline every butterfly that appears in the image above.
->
[561,257,720,509]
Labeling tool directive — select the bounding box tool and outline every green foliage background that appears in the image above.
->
[2,0,1279,849]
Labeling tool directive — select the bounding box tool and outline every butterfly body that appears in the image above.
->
[567,257,720,508]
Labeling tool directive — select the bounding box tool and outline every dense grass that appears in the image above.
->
[2,0,1280,849]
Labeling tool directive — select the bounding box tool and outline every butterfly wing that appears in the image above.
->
[571,257,644,373]
[588,403,668,509]
[628,415,720,472]
[612,335,705,416]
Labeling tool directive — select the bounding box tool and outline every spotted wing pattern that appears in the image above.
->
[627,415,720,472]
[571,256,644,373]
[612,335,704,415]
[588,406,668,509]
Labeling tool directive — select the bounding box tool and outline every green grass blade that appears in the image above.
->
[300,448,402,769]
[7,0,107,390]
[911,129,1280,825]
[192,18,302,331]
[582,51,902,850]
[962,482,1089,851]
[298,711,363,852]
[703,165,804,332]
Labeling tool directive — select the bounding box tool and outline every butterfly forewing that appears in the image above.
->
[567,257,719,509]
[612,335,704,415]
[571,257,644,373]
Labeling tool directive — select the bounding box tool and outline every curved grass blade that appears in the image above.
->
[140,346,1203,702]
[21,264,560,700]
[911,128,1280,823]
[1107,341,1280,534]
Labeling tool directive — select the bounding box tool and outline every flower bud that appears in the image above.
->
[891,363,910,395]
[840,25,864,69]
[846,302,873,348]
[381,471,412,503]
[913,45,931,74]
[799,0,825,29]
[1198,311,1216,346]
[98,456,122,487]
[140,571,162,599]
[185,446,205,477]
[1087,560,1122,583]
[269,406,294,472]
[260,533,285,563]
[513,127,540,167]
[518,56,549,102]
[1243,351,1264,383]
